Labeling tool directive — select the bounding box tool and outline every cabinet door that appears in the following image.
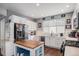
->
[54,37,63,49]
[56,26,65,33]
[50,36,56,48]
[50,20,56,26]
[42,21,49,27]
[6,42,14,56]
[49,27,56,33]
[65,46,79,56]
[45,36,50,46]
[9,23,14,41]
[56,19,65,26]
[43,27,49,33]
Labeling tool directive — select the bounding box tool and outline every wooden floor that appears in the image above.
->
[0,47,63,56]
[44,47,63,56]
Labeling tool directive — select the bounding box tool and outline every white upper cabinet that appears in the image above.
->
[49,20,56,26]
[0,8,7,16]
[43,19,65,27]
[49,27,56,33]
[56,19,65,26]
[27,21,37,31]
[9,15,37,31]
[43,20,56,27]
[42,21,49,27]
[9,15,26,24]
[43,27,49,33]
[42,18,65,34]
[56,26,65,33]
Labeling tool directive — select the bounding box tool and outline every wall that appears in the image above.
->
[65,12,73,36]
[0,8,7,16]
[75,4,79,12]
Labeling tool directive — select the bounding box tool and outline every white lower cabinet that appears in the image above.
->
[5,42,14,56]
[65,46,79,56]
[45,36,64,49]
[45,36,50,46]
[50,37,55,48]
[1,41,14,56]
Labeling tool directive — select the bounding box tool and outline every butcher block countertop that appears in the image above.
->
[15,40,44,49]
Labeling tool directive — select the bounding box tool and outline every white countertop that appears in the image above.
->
[65,36,78,41]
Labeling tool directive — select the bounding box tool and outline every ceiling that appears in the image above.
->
[0,3,76,18]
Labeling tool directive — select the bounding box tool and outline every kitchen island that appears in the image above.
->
[14,40,44,56]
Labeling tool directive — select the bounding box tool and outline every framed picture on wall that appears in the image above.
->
[38,23,42,28]
[66,19,71,24]
[65,25,71,29]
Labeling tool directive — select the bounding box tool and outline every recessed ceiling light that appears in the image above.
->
[66,5,70,8]
[61,9,64,12]
[36,3,40,7]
